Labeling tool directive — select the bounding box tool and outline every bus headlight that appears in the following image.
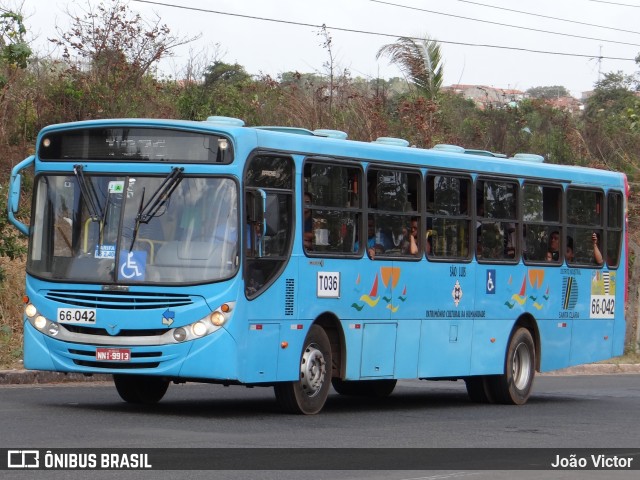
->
[48,323,60,336]
[173,327,187,342]
[210,311,226,327]
[192,321,207,337]
[169,302,235,343]
[34,315,47,330]
[25,304,37,318]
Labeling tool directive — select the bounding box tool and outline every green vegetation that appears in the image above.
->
[0,0,639,367]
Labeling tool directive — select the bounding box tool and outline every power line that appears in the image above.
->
[448,0,640,36]
[369,0,640,48]
[585,0,640,6]
[131,0,637,62]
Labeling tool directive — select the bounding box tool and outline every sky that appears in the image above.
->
[16,0,640,98]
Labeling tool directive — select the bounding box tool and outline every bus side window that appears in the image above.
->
[367,167,421,258]
[606,191,623,268]
[303,161,362,255]
[523,183,562,263]
[426,173,471,260]
[476,178,519,261]
[244,155,294,298]
[567,187,604,266]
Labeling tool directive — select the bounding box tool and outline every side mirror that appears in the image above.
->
[7,155,34,235]
[9,173,21,213]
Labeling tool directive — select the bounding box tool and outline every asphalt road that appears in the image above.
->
[0,373,638,479]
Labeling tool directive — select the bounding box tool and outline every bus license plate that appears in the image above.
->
[57,308,96,323]
[96,348,131,362]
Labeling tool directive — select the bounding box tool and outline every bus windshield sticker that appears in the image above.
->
[108,181,125,194]
[119,250,147,281]
[95,244,116,259]
[317,271,340,298]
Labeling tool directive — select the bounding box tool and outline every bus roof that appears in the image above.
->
[246,126,623,188]
[36,118,625,188]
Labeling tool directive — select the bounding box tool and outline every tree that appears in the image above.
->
[376,35,444,100]
[49,0,197,117]
[204,61,251,87]
[0,10,30,70]
[582,70,640,170]
[0,7,32,142]
[526,85,570,100]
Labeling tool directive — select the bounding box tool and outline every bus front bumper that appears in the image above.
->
[23,320,240,381]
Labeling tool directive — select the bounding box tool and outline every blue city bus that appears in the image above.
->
[7,117,628,414]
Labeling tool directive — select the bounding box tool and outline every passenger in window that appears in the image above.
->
[566,236,574,263]
[303,192,314,250]
[426,231,433,256]
[401,217,419,255]
[355,217,387,259]
[592,232,604,265]
[548,231,560,261]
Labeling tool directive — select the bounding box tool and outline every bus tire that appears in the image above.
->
[113,374,169,404]
[464,376,495,403]
[274,325,332,414]
[332,379,397,397]
[489,327,536,405]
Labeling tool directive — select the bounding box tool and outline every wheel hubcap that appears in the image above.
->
[300,343,326,397]
[512,342,532,390]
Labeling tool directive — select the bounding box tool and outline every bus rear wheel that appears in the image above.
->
[274,325,332,414]
[113,374,170,404]
[489,327,536,405]
[332,379,397,397]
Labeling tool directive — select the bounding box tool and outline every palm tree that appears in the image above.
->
[376,35,444,100]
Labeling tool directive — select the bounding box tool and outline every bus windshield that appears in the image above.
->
[28,174,239,284]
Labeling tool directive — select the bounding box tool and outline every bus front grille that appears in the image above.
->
[63,325,168,337]
[45,290,193,310]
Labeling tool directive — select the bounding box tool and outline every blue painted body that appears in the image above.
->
[9,118,627,384]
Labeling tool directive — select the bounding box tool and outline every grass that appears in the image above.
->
[0,256,26,370]
[601,350,640,365]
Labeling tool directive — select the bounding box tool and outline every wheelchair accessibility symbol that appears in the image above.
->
[486,269,496,294]
[119,251,147,280]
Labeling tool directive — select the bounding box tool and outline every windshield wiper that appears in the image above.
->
[73,165,103,222]
[129,167,184,251]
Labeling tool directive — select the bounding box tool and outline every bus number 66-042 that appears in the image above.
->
[591,297,615,317]
[317,272,340,298]
[57,308,97,323]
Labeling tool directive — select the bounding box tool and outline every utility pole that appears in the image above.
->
[598,45,603,83]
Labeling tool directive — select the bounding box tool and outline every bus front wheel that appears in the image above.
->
[274,325,332,414]
[489,327,536,405]
[113,374,170,404]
